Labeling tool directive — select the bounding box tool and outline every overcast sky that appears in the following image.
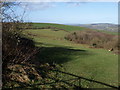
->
[16,2,118,24]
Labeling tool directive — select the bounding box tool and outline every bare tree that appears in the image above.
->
[1,1,39,87]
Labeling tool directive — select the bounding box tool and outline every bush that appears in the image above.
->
[3,23,37,71]
[65,30,119,51]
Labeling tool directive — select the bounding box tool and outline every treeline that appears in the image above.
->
[22,24,64,31]
[65,30,119,54]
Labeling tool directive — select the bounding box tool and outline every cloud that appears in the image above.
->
[66,2,87,7]
[19,2,55,11]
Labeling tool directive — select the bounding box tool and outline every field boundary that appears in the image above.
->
[29,64,118,89]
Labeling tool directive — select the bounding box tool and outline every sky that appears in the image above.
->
[16,2,118,24]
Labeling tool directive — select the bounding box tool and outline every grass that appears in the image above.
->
[23,24,118,88]
[32,23,119,35]
[32,23,92,32]
[95,29,119,35]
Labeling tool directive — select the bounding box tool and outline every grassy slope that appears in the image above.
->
[32,23,119,35]
[23,23,118,87]
[33,23,93,32]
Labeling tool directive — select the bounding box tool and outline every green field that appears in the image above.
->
[23,23,118,88]
[32,23,87,32]
[32,23,119,35]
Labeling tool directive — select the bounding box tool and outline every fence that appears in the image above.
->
[50,69,119,89]
[33,68,119,89]
[9,64,118,89]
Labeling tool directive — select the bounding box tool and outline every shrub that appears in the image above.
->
[65,30,119,51]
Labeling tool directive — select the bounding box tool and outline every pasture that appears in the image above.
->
[23,23,118,87]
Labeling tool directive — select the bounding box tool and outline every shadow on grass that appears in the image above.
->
[3,41,91,89]
[36,46,90,64]
[35,42,60,47]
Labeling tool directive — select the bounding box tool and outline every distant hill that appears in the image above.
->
[69,23,118,32]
